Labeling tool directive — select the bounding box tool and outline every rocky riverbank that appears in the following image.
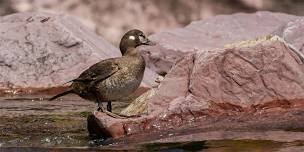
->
[0,11,304,148]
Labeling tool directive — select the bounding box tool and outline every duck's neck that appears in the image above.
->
[123,47,141,57]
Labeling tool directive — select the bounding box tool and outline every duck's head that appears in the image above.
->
[119,29,154,55]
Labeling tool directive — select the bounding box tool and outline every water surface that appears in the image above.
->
[0,96,303,152]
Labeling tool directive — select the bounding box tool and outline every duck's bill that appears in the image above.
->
[143,39,156,46]
[141,37,156,46]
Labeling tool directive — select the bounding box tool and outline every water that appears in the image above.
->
[1,140,304,152]
[0,96,304,152]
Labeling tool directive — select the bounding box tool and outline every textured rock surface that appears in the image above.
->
[0,12,157,94]
[89,38,304,139]
[141,11,304,75]
[120,89,154,116]
[282,18,304,52]
[0,12,119,90]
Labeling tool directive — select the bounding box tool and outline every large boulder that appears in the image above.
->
[141,11,303,75]
[0,12,157,95]
[89,36,304,139]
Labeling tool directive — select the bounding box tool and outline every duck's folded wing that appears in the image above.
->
[72,59,119,83]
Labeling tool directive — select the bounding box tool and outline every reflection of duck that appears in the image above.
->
[49,29,154,118]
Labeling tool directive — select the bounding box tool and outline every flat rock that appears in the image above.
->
[0,12,157,95]
[141,11,303,75]
[89,37,304,139]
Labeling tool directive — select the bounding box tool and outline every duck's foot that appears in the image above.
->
[107,101,112,112]
[97,106,139,119]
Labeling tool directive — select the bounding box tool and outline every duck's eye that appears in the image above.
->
[129,35,136,40]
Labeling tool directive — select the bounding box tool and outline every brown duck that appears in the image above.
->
[49,29,154,118]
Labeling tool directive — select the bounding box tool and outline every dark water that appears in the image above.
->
[0,96,304,152]
[1,140,304,152]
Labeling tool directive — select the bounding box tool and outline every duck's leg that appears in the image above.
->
[98,106,131,119]
[95,96,128,119]
[107,101,112,112]
[96,102,102,111]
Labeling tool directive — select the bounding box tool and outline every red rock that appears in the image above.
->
[141,11,301,75]
[90,38,304,139]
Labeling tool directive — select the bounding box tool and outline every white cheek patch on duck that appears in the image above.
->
[139,36,144,42]
[129,35,135,40]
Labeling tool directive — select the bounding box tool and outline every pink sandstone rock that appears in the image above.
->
[141,11,303,75]
[89,39,304,139]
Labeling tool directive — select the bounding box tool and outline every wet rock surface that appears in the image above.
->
[141,11,304,75]
[90,37,304,140]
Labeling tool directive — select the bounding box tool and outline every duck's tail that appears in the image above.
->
[48,89,74,101]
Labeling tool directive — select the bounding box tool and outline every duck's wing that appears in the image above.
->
[71,58,119,83]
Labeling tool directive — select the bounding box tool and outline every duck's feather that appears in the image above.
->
[72,58,119,83]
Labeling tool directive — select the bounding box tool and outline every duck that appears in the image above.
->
[49,29,154,118]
